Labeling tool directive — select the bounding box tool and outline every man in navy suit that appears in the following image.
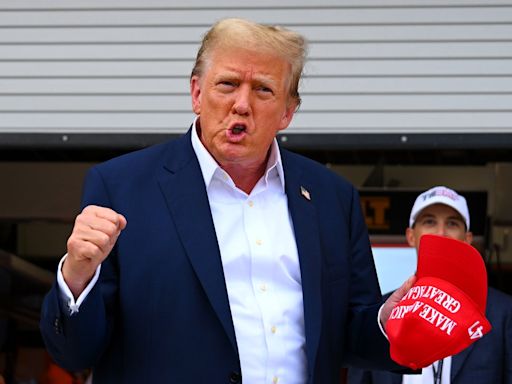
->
[348,186,512,384]
[40,18,412,383]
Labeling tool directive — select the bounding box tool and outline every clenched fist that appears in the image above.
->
[63,205,127,298]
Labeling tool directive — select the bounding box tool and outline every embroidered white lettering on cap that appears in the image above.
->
[385,235,491,370]
[468,321,485,340]
[409,186,470,229]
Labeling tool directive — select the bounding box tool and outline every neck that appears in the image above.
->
[222,161,267,194]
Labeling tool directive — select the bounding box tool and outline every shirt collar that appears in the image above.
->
[190,117,285,192]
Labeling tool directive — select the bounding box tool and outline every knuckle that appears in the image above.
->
[104,221,118,236]
[67,236,80,250]
[82,205,95,214]
[79,242,102,261]
[97,232,112,248]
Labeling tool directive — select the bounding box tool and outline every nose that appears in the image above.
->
[232,85,251,116]
[435,224,448,236]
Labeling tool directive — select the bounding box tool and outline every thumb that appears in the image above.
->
[117,214,127,231]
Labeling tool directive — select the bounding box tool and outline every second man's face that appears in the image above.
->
[190,46,297,170]
[406,203,473,251]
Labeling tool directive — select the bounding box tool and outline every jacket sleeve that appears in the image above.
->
[342,186,401,370]
[40,166,119,372]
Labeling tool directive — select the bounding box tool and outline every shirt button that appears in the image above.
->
[271,325,277,334]
[256,239,262,246]
[248,200,254,207]
[259,283,267,292]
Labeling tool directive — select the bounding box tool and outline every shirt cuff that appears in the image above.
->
[57,253,101,315]
[377,303,389,340]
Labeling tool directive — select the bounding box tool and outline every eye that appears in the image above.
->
[447,220,463,228]
[253,82,275,96]
[420,218,436,226]
[217,80,237,90]
[256,85,273,93]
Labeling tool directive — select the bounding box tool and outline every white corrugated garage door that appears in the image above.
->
[1,0,512,145]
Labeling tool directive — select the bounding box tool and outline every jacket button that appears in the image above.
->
[53,317,62,334]
[229,371,241,383]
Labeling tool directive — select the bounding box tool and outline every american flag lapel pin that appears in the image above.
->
[300,186,311,201]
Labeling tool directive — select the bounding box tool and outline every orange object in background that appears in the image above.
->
[39,361,75,384]
[39,353,89,384]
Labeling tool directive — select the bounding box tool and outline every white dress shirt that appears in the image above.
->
[58,120,308,383]
[402,357,452,384]
[191,122,307,384]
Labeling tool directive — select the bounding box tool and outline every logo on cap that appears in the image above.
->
[468,321,485,340]
[409,186,470,230]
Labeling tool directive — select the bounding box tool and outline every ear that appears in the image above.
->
[405,227,417,248]
[464,231,474,245]
[190,75,201,115]
[278,99,298,132]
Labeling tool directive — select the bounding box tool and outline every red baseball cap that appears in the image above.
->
[385,234,491,369]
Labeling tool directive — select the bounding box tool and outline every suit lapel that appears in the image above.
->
[156,132,237,352]
[450,345,474,382]
[155,138,325,367]
[282,151,323,377]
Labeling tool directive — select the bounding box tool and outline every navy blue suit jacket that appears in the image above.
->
[40,130,400,383]
[347,287,512,384]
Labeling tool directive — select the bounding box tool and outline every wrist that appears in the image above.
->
[61,257,96,298]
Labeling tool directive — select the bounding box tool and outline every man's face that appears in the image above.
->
[190,46,297,170]
[406,203,473,252]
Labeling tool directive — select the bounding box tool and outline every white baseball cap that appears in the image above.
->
[409,186,470,230]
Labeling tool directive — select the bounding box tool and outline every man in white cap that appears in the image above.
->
[348,186,512,384]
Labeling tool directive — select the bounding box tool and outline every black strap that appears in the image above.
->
[432,359,444,384]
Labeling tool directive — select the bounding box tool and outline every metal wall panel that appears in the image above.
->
[1,0,512,144]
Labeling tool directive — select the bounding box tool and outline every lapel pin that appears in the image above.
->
[300,186,311,201]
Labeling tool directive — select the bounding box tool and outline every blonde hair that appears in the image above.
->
[191,18,307,105]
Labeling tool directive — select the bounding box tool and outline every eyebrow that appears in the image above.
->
[416,213,464,223]
[253,75,278,88]
[214,71,278,88]
[416,213,435,221]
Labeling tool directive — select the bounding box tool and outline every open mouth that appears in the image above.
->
[231,124,247,135]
